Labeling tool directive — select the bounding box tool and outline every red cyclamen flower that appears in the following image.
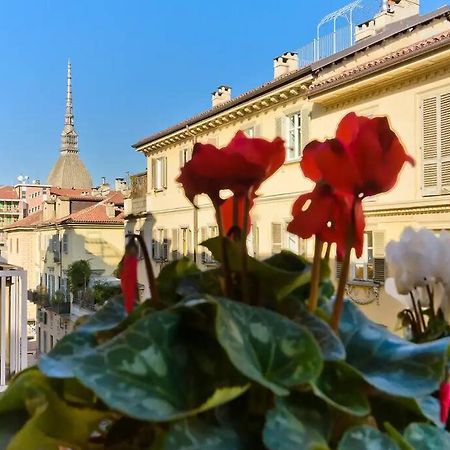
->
[440,381,450,423]
[287,183,364,261]
[301,113,415,198]
[120,254,138,313]
[177,131,285,206]
[218,194,255,239]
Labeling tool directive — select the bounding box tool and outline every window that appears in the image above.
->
[43,331,47,353]
[152,229,168,261]
[287,113,302,161]
[422,92,450,195]
[244,127,255,138]
[179,148,192,168]
[50,335,54,349]
[286,232,306,256]
[151,156,167,191]
[353,232,374,281]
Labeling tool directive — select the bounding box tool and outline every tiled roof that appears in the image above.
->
[132,6,450,148]
[3,211,43,229]
[50,187,90,197]
[309,30,450,94]
[3,192,124,230]
[0,186,18,200]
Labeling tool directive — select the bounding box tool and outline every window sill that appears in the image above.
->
[153,188,166,193]
[284,158,301,165]
[348,279,379,287]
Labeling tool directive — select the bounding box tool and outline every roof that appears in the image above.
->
[309,29,450,95]
[0,186,18,200]
[4,192,124,230]
[47,152,93,189]
[50,187,91,197]
[3,211,43,229]
[133,5,450,149]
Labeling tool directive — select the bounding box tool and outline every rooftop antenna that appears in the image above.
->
[17,175,29,184]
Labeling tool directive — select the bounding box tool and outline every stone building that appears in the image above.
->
[130,1,450,330]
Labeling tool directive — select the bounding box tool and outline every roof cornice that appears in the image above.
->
[137,76,313,154]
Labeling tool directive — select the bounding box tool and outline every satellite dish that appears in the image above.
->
[16,175,29,184]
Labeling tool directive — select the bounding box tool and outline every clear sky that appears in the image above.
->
[0,0,446,186]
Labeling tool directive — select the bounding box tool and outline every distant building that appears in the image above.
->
[47,60,92,189]
[4,189,125,354]
[0,186,25,259]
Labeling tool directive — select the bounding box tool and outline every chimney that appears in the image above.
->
[355,0,420,42]
[211,85,232,108]
[273,52,299,78]
[115,177,126,192]
[105,202,116,218]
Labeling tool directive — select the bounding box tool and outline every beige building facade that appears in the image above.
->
[131,3,450,330]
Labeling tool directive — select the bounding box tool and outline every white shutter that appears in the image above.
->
[440,93,450,192]
[271,223,282,254]
[252,224,259,258]
[422,96,439,195]
[151,159,156,190]
[301,107,311,150]
[171,228,179,260]
[162,157,168,189]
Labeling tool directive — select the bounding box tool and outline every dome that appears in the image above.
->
[47,152,92,189]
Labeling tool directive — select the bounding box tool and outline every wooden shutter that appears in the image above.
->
[151,159,156,190]
[373,231,385,284]
[336,260,343,280]
[301,107,311,150]
[441,93,450,192]
[162,157,168,189]
[252,224,259,258]
[62,233,68,254]
[271,223,282,254]
[179,150,184,168]
[275,117,284,139]
[162,229,169,261]
[171,228,179,260]
[422,96,439,195]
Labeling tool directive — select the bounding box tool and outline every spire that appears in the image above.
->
[60,59,78,154]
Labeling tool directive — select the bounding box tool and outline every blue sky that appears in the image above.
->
[0,0,446,186]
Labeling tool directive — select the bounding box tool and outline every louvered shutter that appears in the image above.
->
[271,223,282,254]
[441,93,450,192]
[422,96,439,195]
[301,107,311,150]
[373,231,386,284]
[62,233,68,254]
[336,260,343,280]
[162,157,168,189]
[171,228,179,260]
[163,229,169,261]
[252,225,259,258]
[179,150,184,168]
[151,159,156,190]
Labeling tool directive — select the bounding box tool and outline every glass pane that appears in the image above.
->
[367,231,373,247]
[289,130,295,147]
[354,263,365,280]
[289,115,295,128]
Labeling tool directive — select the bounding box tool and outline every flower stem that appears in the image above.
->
[308,238,323,313]
[331,237,352,332]
[240,193,250,304]
[410,291,424,334]
[426,284,435,320]
[216,205,233,297]
[133,233,159,305]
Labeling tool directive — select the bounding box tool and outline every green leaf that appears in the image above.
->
[312,361,370,417]
[39,296,127,379]
[157,258,201,305]
[76,295,126,333]
[211,297,323,395]
[158,419,244,450]
[0,368,107,450]
[295,310,345,361]
[203,238,311,301]
[403,423,450,450]
[384,423,414,450]
[338,301,450,397]
[73,309,249,421]
[338,426,400,450]
[263,397,330,450]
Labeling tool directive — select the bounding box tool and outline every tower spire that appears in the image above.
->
[60,59,78,154]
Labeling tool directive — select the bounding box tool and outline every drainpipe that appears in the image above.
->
[185,125,198,264]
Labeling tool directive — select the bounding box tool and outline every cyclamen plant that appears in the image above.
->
[1,114,450,449]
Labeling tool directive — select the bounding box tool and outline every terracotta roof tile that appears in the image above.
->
[3,211,43,229]
[0,186,19,200]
